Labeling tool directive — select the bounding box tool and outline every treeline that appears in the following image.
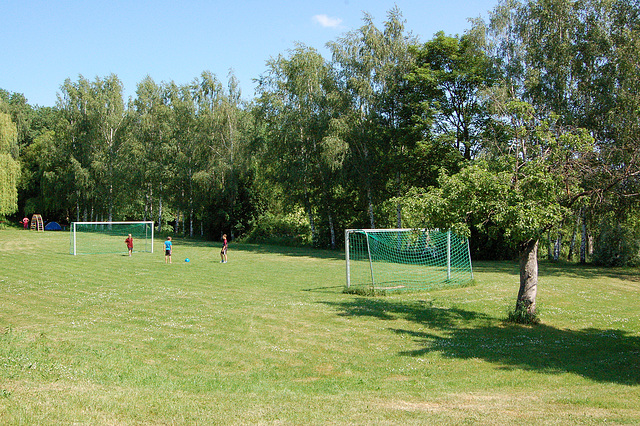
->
[1,0,639,266]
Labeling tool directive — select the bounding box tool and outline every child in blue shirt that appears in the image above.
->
[164,237,172,264]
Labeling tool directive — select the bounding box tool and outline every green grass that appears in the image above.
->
[1,228,639,424]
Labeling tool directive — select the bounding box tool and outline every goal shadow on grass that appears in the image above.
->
[325,298,640,385]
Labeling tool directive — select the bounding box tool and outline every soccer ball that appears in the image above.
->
[185,258,190,262]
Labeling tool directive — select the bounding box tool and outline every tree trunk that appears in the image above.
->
[517,239,538,315]
[553,229,562,261]
[189,209,193,238]
[580,211,587,264]
[157,182,163,233]
[396,171,402,228]
[367,186,375,229]
[328,210,335,250]
[568,211,579,261]
[304,188,316,245]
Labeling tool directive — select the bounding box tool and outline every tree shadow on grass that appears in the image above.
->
[324,298,640,385]
[153,237,344,260]
[232,242,344,261]
[539,261,640,283]
[473,259,640,284]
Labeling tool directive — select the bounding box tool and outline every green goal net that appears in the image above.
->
[345,229,473,292]
[70,221,154,255]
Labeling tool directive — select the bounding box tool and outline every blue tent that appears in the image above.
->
[44,221,62,231]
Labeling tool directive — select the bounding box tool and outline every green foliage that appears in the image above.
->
[245,208,311,246]
[407,30,495,159]
[402,139,465,190]
[0,110,20,217]
[399,156,570,245]
[593,220,640,267]
[506,303,541,325]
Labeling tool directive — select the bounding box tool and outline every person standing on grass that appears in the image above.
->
[164,236,172,264]
[21,217,29,229]
[125,234,134,256]
[220,234,228,263]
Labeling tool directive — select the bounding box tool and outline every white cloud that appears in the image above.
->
[313,14,343,28]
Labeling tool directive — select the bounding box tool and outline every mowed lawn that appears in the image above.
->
[0,228,639,424]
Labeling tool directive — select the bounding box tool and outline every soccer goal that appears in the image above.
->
[70,221,155,255]
[345,228,473,292]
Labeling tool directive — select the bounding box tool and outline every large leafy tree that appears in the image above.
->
[57,76,100,221]
[87,74,128,222]
[329,8,417,229]
[486,0,640,263]
[16,106,59,217]
[130,76,173,228]
[399,100,596,321]
[0,107,20,217]
[0,91,60,218]
[407,31,496,160]
[165,81,203,236]
[192,71,249,238]
[256,44,344,245]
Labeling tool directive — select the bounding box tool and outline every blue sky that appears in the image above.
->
[2,0,498,107]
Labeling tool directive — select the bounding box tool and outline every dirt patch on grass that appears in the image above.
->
[378,392,637,423]
[381,399,445,412]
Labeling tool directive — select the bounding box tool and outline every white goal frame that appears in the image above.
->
[345,228,473,291]
[70,221,155,255]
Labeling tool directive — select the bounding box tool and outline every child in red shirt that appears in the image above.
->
[220,234,228,263]
[125,234,134,256]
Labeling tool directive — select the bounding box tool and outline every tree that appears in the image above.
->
[399,99,595,322]
[485,0,640,263]
[589,4,640,264]
[57,76,98,221]
[0,109,20,217]
[87,74,128,222]
[256,44,345,246]
[193,70,249,238]
[165,81,202,236]
[407,31,495,160]
[328,8,417,229]
[131,76,174,230]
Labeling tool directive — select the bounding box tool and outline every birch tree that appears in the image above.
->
[256,44,343,245]
[0,109,20,217]
[87,74,127,222]
[131,76,173,229]
[328,8,416,228]
[57,77,95,221]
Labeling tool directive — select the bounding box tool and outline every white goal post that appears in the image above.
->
[70,221,155,255]
[345,228,473,292]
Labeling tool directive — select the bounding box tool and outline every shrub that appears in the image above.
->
[592,222,640,267]
[245,209,311,246]
[506,301,541,325]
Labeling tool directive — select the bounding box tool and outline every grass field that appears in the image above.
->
[1,228,639,424]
